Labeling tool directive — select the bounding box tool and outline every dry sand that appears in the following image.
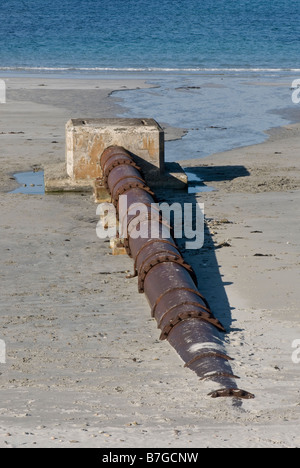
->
[0,77,300,448]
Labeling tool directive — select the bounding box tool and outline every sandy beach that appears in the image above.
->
[0,77,300,448]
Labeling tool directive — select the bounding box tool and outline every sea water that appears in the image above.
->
[0,0,299,71]
[114,70,299,162]
[0,0,299,161]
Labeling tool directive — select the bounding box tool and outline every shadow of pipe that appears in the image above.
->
[156,164,250,332]
[184,165,250,194]
[184,165,250,183]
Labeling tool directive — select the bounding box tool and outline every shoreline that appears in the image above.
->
[183,118,300,308]
[108,70,300,163]
[0,77,186,192]
[2,70,299,159]
[183,120,300,191]
[0,77,300,447]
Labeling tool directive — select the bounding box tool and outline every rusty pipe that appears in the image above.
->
[100,146,254,399]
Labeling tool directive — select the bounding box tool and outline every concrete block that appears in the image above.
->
[45,118,188,192]
[109,237,127,256]
[93,177,111,203]
[66,118,164,184]
[44,162,93,193]
[152,162,188,189]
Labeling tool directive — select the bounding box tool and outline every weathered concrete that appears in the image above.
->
[109,237,127,256]
[93,177,111,203]
[66,118,165,183]
[44,162,93,192]
[159,162,188,190]
[45,118,188,192]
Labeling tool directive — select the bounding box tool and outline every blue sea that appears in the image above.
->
[1,0,300,160]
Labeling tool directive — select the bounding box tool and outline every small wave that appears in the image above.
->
[1,66,300,73]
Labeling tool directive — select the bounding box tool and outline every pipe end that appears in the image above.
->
[208,388,255,399]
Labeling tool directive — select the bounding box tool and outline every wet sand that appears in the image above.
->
[0,78,300,448]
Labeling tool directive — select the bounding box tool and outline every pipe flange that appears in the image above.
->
[161,312,226,340]
[157,301,211,328]
[184,352,234,368]
[112,183,155,207]
[110,175,146,200]
[151,287,210,318]
[138,254,197,293]
[103,159,141,189]
[100,146,132,169]
[208,388,255,399]
[123,237,132,258]
[125,239,179,279]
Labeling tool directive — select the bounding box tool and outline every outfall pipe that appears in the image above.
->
[100,146,254,399]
